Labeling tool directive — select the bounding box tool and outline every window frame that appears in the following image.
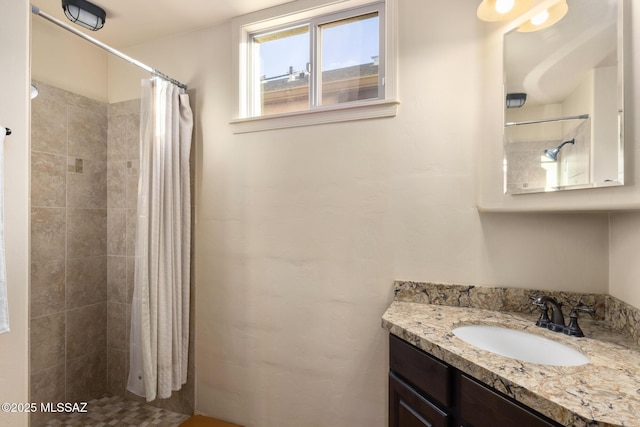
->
[231,0,398,133]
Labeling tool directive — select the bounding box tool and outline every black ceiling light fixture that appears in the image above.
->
[62,0,106,31]
[506,92,527,109]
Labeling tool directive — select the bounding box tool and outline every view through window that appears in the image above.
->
[251,5,382,116]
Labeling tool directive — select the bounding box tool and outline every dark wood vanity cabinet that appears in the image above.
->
[389,334,562,427]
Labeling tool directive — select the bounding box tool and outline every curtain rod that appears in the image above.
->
[505,114,589,127]
[31,5,187,90]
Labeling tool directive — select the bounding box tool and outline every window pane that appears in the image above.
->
[254,26,310,116]
[320,13,379,106]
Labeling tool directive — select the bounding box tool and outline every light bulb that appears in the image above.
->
[495,0,515,14]
[530,9,550,26]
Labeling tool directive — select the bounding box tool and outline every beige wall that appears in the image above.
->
[610,213,640,309]
[0,1,30,426]
[27,0,640,426]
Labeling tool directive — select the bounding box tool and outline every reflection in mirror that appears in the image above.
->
[503,0,623,194]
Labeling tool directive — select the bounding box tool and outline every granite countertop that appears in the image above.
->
[382,282,640,427]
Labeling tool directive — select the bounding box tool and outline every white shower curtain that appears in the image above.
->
[127,78,193,401]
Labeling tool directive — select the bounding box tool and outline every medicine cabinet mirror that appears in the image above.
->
[503,0,623,194]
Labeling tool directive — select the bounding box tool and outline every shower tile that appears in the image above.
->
[67,208,107,258]
[31,85,67,156]
[30,364,65,427]
[66,351,107,402]
[31,363,65,400]
[109,99,140,117]
[107,348,128,396]
[107,302,127,351]
[67,256,108,309]
[31,152,67,208]
[30,313,65,373]
[126,209,137,256]
[126,113,141,161]
[66,303,107,360]
[107,256,127,303]
[31,260,65,318]
[44,394,191,426]
[108,208,127,255]
[31,207,66,262]
[68,106,108,162]
[108,115,128,162]
[67,158,107,209]
[126,171,139,209]
[66,91,108,118]
[67,157,83,173]
[107,161,127,208]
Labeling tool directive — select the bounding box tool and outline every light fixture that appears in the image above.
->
[544,139,574,161]
[518,0,568,32]
[477,0,533,22]
[62,0,106,31]
[506,93,526,108]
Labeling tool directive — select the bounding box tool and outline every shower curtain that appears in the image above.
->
[127,78,193,401]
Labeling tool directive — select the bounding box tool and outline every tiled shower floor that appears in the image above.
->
[42,394,190,427]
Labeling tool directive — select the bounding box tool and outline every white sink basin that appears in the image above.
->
[452,325,589,366]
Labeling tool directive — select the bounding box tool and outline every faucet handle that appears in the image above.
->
[564,303,595,337]
[529,295,546,307]
[530,295,550,327]
[570,302,595,316]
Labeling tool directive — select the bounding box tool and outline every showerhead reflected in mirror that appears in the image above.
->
[544,139,575,161]
[503,0,624,194]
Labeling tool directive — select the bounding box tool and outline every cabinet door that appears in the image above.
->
[389,334,451,407]
[459,374,560,427]
[389,372,449,427]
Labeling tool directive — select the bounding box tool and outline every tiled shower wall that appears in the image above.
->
[30,83,194,423]
[105,98,141,398]
[30,81,109,425]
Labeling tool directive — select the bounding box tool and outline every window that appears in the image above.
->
[232,0,398,133]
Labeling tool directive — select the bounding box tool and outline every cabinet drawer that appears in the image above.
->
[389,334,451,407]
[459,374,560,427]
[389,372,449,427]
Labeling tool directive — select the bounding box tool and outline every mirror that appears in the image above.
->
[503,0,623,194]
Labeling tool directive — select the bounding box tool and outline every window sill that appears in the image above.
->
[230,99,399,134]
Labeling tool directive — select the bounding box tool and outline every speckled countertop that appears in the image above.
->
[382,282,640,427]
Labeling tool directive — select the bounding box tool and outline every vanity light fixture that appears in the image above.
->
[506,92,527,108]
[518,0,568,32]
[477,0,533,22]
[62,0,106,31]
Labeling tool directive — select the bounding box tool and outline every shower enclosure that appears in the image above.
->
[29,81,195,424]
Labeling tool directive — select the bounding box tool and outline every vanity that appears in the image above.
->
[389,334,561,427]
[382,282,640,427]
